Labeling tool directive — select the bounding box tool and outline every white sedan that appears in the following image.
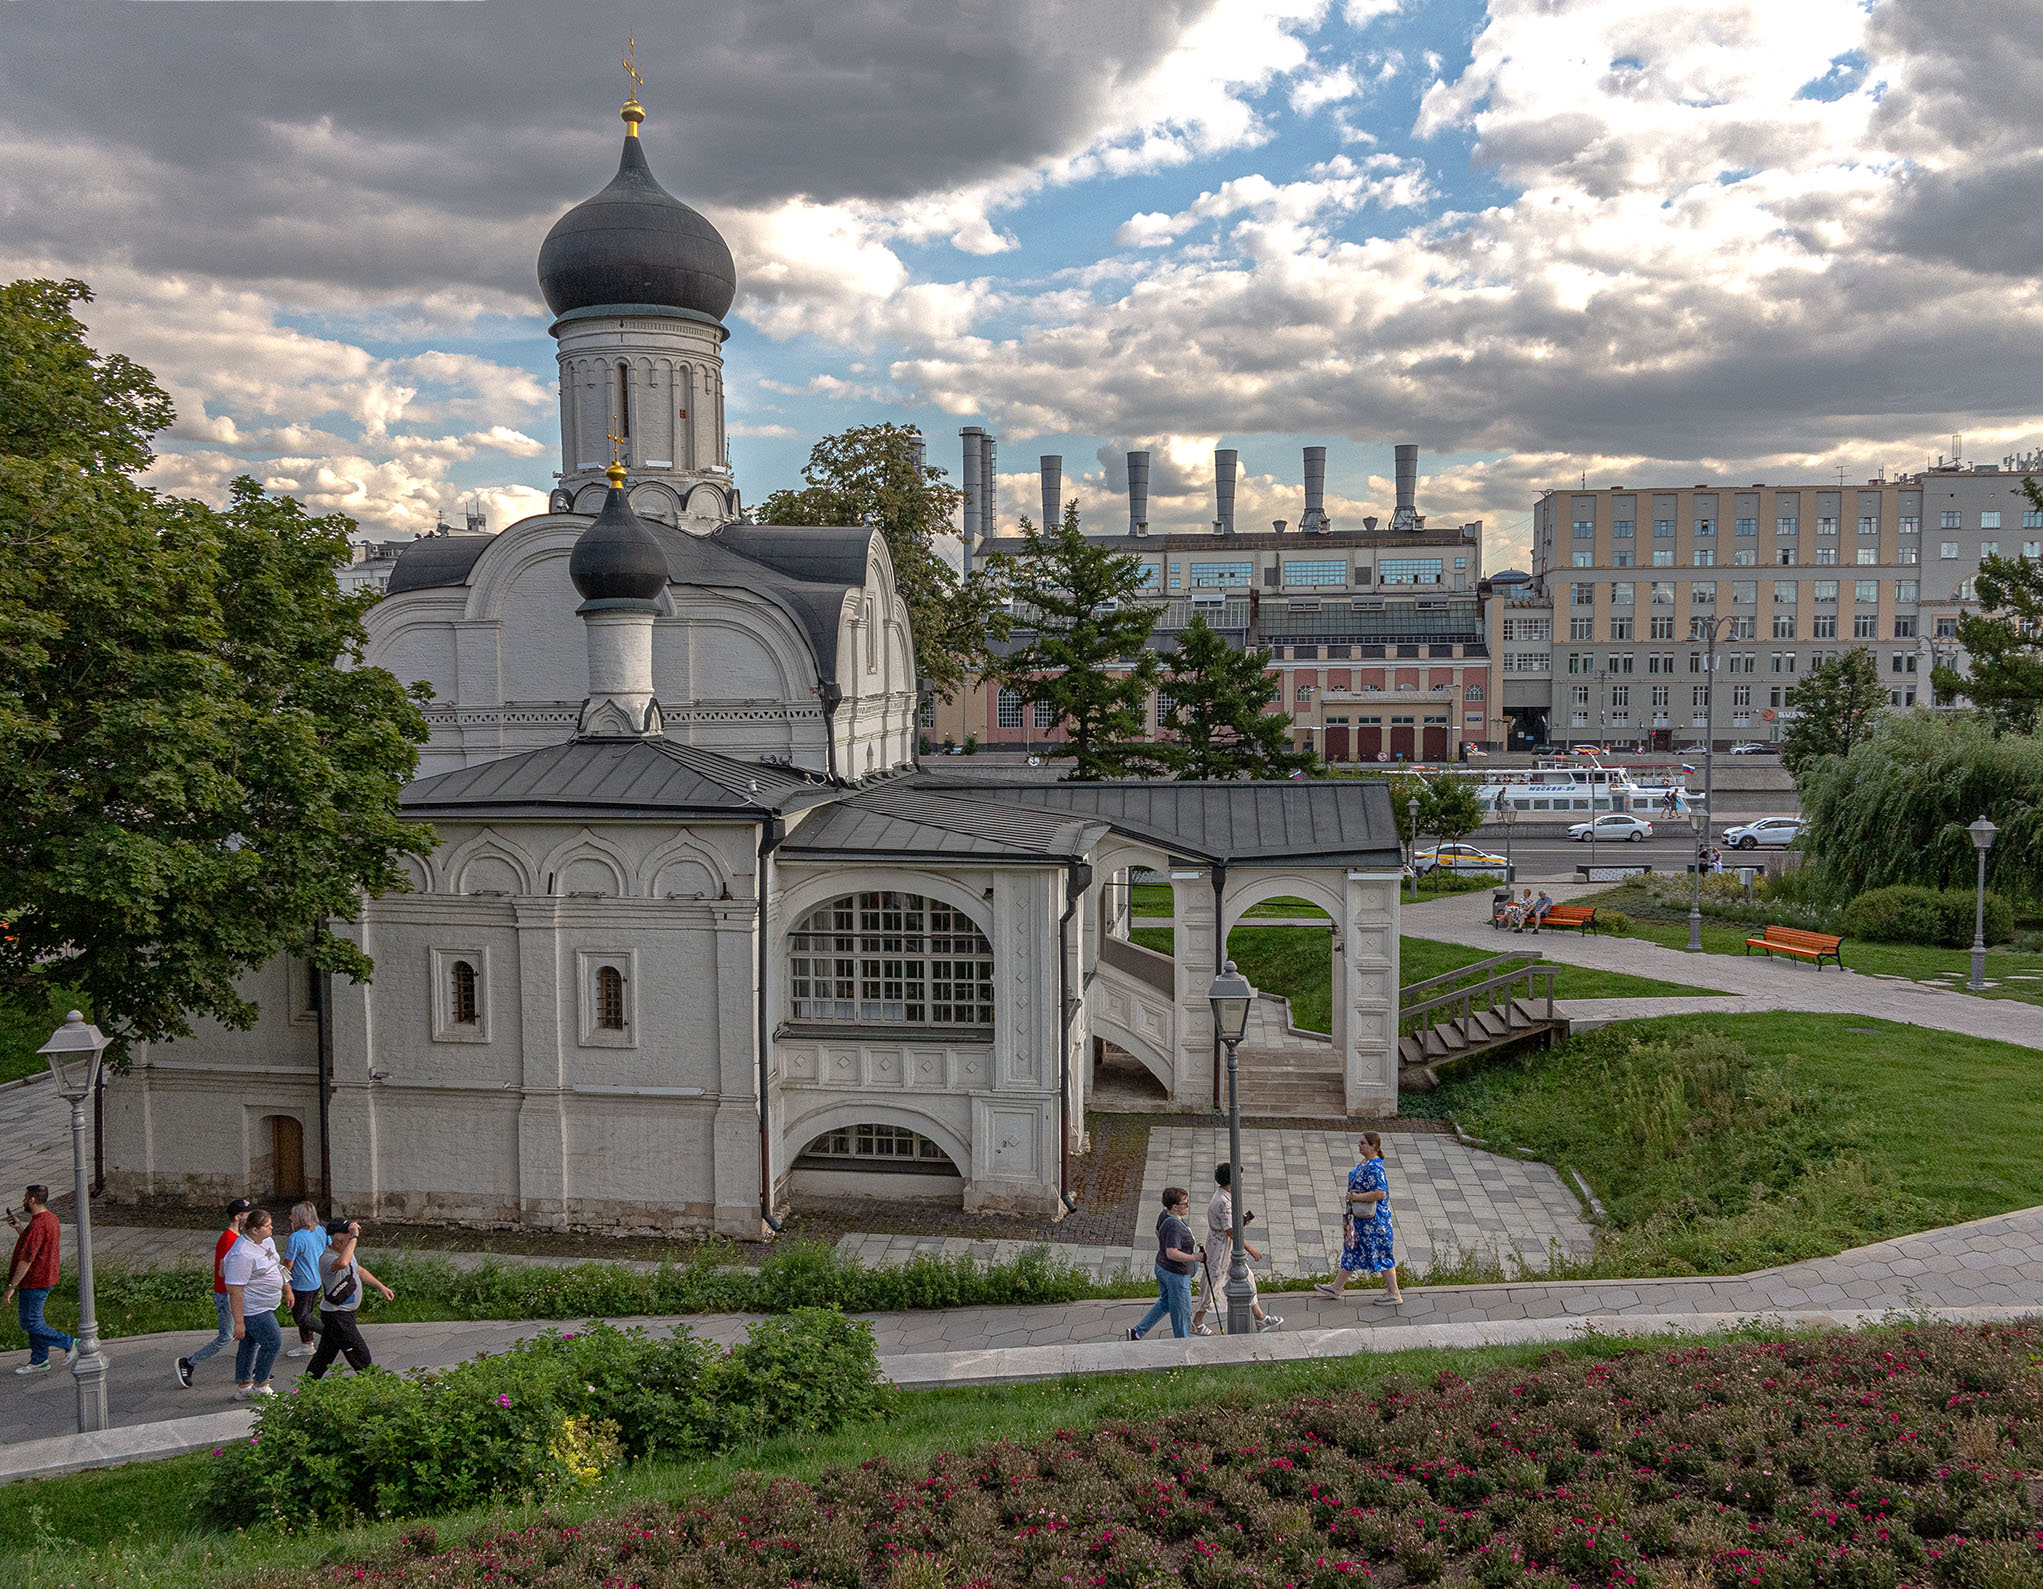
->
[1723,815,1802,849]
[1567,813,1653,842]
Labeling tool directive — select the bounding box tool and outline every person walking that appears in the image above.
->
[4,1186,75,1375]
[1315,1133,1404,1304]
[178,1198,252,1388]
[282,1202,329,1359]
[1191,1163,1282,1335]
[1127,1188,1200,1341]
[223,1207,290,1399]
[304,1218,393,1380]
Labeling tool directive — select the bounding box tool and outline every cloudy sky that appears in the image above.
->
[3,0,2038,567]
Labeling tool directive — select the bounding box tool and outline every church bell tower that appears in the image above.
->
[538,62,739,533]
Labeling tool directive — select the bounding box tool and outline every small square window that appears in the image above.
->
[1941,542,1959,559]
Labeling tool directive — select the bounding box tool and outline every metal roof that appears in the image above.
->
[910,776,1403,869]
[399,738,836,821]
[781,781,1108,863]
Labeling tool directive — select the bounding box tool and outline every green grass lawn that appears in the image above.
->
[1127,927,1720,1034]
[1416,1011,2043,1277]
[1578,883,2043,1005]
[0,1327,1806,1586]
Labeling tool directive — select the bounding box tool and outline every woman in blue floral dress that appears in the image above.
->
[1315,1132,1403,1304]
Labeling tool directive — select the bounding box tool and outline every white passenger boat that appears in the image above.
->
[1475,758,1693,814]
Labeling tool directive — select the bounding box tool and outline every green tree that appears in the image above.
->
[0,279,173,474]
[1780,647,1887,776]
[1157,616,1315,779]
[1933,487,2043,735]
[1423,776,1488,846]
[988,502,1164,780]
[1799,712,2041,904]
[756,421,1006,697]
[0,279,432,1059]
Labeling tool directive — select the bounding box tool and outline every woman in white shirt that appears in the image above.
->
[222,1206,293,1398]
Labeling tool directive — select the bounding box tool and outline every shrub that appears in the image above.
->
[204,1309,890,1528]
[1840,884,2015,947]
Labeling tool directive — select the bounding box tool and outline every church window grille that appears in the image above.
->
[789,892,994,1025]
[799,1126,956,1171]
[615,362,630,440]
[596,966,626,1031]
[451,961,478,1026]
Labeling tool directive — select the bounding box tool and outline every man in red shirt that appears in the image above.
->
[176,1198,252,1389]
[4,1185,75,1374]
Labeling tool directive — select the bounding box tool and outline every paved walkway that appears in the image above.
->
[1400,889,2043,1049]
[10,1202,2042,1451]
[836,1126,1593,1281]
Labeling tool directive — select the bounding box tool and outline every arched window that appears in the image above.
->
[799,1125,957,1172]
[451,960,479,1025]
[596,965,626,1031]
[615,361,631,439]
[789,892,992,1025]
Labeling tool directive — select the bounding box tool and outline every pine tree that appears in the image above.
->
[1781,647,1887,775]
[1932,483,2043,736]
[1158,616,1315,779]
[988,501,1164,780]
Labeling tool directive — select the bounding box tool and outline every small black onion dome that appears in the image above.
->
[538,127,737,322]
[570,465,669,606]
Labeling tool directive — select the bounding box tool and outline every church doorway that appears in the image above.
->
[263,1115,306,1203]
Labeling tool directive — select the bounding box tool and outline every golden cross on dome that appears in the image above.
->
[605,425,629,487]
[620,37,646,135]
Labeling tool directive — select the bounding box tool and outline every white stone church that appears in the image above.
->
[104,95,1405,1237]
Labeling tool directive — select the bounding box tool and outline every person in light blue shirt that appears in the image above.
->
[283,1202,329,1358]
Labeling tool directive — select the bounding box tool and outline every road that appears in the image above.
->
[1449,831,1794,881]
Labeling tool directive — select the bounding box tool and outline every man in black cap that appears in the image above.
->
[304,1218,394,1380]
[177,1198,252,1389]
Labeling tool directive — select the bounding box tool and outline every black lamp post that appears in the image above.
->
[1501,798,1517,882]
[1687,806,1708,952]
[1407,794,1421,902]
[1207,960,1256,1339]
[37,1012,111,1432]
[1968,816,1998,990]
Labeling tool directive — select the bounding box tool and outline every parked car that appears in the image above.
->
[1727,741,1776,755]
[1567,813,1653,842]
[1413,842,1511,874]
[1723,815,1802,849]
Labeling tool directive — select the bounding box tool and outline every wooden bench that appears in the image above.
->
[1534,904,1597,935]
[1744,924,1844,969]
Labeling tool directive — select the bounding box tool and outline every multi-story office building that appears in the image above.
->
[1505,464,2040,749]
[929,447,1495,761]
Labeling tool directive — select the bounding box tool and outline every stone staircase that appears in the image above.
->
[1396,954,1565,1090]
[1234,994,1346,1117]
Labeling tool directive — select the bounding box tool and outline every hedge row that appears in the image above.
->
[205,1309,891,1527]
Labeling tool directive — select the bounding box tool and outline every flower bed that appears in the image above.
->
[252,1324,2043,1588]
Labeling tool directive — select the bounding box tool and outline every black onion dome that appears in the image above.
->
[570,476,669,606]
[538,133,736,321]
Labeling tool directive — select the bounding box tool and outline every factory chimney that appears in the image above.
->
[1391,443,1419,534]
[1302,445,1327,533]
[909,433,926,477]
[1214,448,1238,535]
[1039,456,1062,533]
[959,427,983,570]
[1126,450,1150,537]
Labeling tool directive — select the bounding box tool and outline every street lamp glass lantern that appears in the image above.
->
[1207,960,1255,1044]
[37,1011,108,1102]
[1501,801,1517,826]
[1969,815,1998,853]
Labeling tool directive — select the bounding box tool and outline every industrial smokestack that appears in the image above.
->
[1303,445,1327,532]
[909,434,926,478]
[959,427,983,570]
[978,431,998,546]
[1215,448,1238,535]
[1126,450,1150,536]
[1392,443,1419,534]
[1039,455,1062,533]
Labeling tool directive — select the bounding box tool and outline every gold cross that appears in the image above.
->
[606,425,626,463]
[623,37,643,97]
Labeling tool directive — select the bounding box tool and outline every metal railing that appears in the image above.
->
[1398,954,1557,1044]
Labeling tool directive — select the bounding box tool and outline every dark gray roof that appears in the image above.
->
[387,533,492,594]
[716,525,874,587]
[911,777,1403,869]
[400,738,835,821]
[781,781,1108,863]
[537,131,736,323]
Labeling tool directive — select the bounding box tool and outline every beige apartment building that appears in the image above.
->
[1497,465,2040,749]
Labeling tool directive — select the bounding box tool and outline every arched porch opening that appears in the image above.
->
[1086,839,1182,1105]
[1219,871,1347,1118]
